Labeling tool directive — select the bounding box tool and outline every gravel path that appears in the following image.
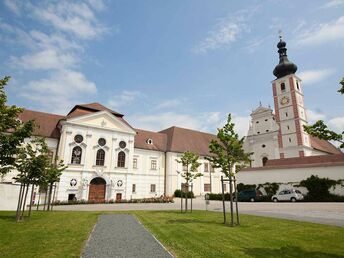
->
[81,214,173,258]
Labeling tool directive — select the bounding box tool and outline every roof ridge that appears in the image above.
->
[22,108,65,118]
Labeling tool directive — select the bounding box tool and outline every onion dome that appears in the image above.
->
[273,36,297,78]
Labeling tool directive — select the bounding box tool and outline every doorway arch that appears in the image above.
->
[88,177,106,203]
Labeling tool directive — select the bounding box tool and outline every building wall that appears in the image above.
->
[237,165,344,194]
[165,152,222,196]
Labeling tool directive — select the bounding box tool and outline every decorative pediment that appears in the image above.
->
[65,111,136,135]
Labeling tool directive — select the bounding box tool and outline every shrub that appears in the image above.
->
[207,193,230,201]
[174,189,195,198]
[237,183,256,192]
[258,182,279,197]
[300,175,338,201]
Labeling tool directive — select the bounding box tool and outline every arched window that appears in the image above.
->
[281,83,286,92]
[96,149,105,166]
[262,157,268,166]
[117,151,125,167]
[71,146,82,164]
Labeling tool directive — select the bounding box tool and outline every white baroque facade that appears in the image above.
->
[1,103,222,203]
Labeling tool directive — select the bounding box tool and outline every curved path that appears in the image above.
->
[81,214,173,258]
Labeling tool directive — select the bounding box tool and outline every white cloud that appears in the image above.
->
[321,0,344,8]
[297,16,344,46]
[192,7,258,54]
[127,111,250,137]
[22,70,97,113]
[328,116,344,133]
[3,0,21,15]
[307,110,326,123]
[156,99,184,109]
[107,91,142,109]
[298,68,335,85]
[0,1,110,112]
[30,1,107,39]
[10,49,77,70]
[232,115,251,137]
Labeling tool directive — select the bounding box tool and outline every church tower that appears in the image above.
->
[272,36,311,158]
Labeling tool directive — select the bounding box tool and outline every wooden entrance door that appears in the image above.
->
[116,193,122,202]
[88,177,106,203]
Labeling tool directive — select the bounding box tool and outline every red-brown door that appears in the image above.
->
[88,177,106,203]
[116,193,122,202]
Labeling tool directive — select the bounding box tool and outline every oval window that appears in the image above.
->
[98,138,106,146]
[119,141,126,149]
[74,134,83,143]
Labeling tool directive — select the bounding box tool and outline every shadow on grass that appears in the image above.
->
[0,214,16,222]
[243,246,343,258]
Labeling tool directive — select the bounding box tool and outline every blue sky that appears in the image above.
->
[0,0,343,136]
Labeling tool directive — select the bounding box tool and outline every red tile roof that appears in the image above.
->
[134,129,167,152]
[242,153,344,171]
[19,109,64,139]
[310,136,341,155]
[159,126,217,156]
[67,102,123,117]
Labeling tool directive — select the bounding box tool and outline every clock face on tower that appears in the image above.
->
[280,96,290,106]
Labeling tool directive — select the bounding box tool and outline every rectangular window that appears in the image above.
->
[150,184,156,193]
[183,164,187,171]
[285,112,288,117]
[204,163,209,172]
[151,160,157,170]
[210,164,215,173]
[132,184,136,193]
[223,184,227,192]
[204,183,211,192]
[133,158,138,169]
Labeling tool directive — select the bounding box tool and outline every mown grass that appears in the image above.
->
[0,210,343,258]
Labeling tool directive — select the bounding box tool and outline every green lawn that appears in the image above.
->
[0,210,343,258]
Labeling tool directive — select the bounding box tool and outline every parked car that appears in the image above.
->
[236,189,263,202]
[271,189,304,202]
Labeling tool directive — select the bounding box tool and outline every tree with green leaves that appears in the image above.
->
[45,158,67,211]
[0,76,34,175]
[176,151,202,212]
[207,114,252,226]
[304,77,344,149]
[14,138,50,221]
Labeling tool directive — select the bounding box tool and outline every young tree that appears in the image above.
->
[176,151,202,212]
[45,159,67,211]
[304,77,344,149]
[0,76,34,175]
[14,138,50,221]
[207,114,252,226]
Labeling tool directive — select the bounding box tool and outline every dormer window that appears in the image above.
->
[146,138,153,145]
[281,83,286,92]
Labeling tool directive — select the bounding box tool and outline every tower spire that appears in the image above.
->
[273,34,297,78]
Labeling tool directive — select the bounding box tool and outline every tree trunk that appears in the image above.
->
[234,176,239,225]
[185,182,188,213]
[180,189,183,213]
[28,184,35,218]
[51,184,57,211]
[16,183,24,221]
[221,176,226,224]
[210,170,212,193]
[36,190,41,211]
[47,183,53,211]
[190,184,193,213]
[43,187,48,211]
[229,164,234,227]
[20,184,30,220]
